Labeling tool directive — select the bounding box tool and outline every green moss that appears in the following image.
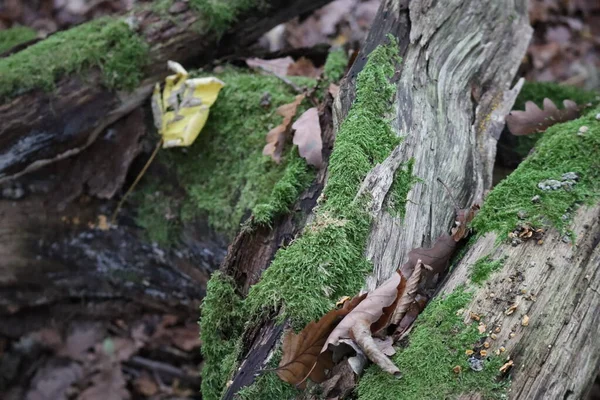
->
[514,81,598,111]
[387,158,419,218]
[200,272,246,400]
[140,69,316,239]
[233,37,401,399]
[358,287,507,400]
[472,107,600,238]
[246,38,401,328]
[251,151,313,227]
[0,18,148,99]
[511,82,598,158]
[190,0,265,35]
[470,255,504,286]
[323,48,348,82]
[0,26,37,54]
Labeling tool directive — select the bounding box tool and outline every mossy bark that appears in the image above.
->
[202,0,535,398]
[0,0,334,182]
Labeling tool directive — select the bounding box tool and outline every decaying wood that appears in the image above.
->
[441,203,600,399]
[0,0,334,183]
[225,0,533,396]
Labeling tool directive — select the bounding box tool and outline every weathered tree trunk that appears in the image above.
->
[0,0,333,182]
[441,203,600,400]
[221,0,549,398]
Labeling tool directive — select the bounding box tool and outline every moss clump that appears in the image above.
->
[200,272,246,400]
[510,82,598,158]
[323,48,348,82]
[0,26,37,54]
[190,0,265,35]
[358,288,507,400]
[472,107,600,238]
[0,18,148,99]
[514,81,598,111]
[137,69,315,241]
[387,158,419,218]
[470,255,504,286]
[245,39,402,328]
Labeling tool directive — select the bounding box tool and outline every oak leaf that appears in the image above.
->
[292,107,323,168]
[322,271,407,376]
[506,98,580,136]
[263,94,305,163]
[276,293,366,387]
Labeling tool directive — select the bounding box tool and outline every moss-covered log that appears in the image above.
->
[201,0,535,398]
[0,0,334,182]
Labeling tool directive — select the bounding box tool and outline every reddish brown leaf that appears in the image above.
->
[287,57,322,78]
[400,233,457,279]
[276,293,366,387]
[451,204,480,241]
[246,56,294,76]
[263,94,305,163]
[323,271,405,352]
[506,98,581,136]
[292,107,323,168]
[391,260,424,325]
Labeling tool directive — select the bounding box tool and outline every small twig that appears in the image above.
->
[436,177,460,210]
[111,139,163,225]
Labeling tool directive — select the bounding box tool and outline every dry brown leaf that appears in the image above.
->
[287,57,322,78]
[391,260,424,325]
[451,204,480,241]
[292,107,323,168]
[400,234,457,279]
[506,98,580,136]
[393,294,428,339]
[322,271,406,377]
[263,94,305,163]
[246,56,294,76]
[276,293,366,387]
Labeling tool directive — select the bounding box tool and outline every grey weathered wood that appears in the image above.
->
[333,0,532,291]
[442,203,600,400]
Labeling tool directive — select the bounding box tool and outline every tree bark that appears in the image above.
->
[0,0,333,182]
[223,0,538,397]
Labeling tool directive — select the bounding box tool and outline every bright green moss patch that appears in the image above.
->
[323,48,348,82]
[142,69,315,239]
[0,26,37,54]
[190,0,264,34]
[510,82,598,157]
[514,81,598,111]
[245,39,401,328]
[358,288,507,400]
[200,272,246,400]
[470,255,504,286]
[0,18,148,99]
[387,158,419,218]
[472,107,600,238]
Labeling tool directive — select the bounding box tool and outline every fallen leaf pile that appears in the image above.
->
[506,98,582,136]
[277,204,480,386]
[2,315,201,399]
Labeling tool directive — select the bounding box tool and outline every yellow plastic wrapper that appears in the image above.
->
[151,61,225,148]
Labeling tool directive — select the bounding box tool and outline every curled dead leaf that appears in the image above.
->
[276,293,366,387]
[263,94,305,163]
[506,98,581,136]
[292,107,323,168]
